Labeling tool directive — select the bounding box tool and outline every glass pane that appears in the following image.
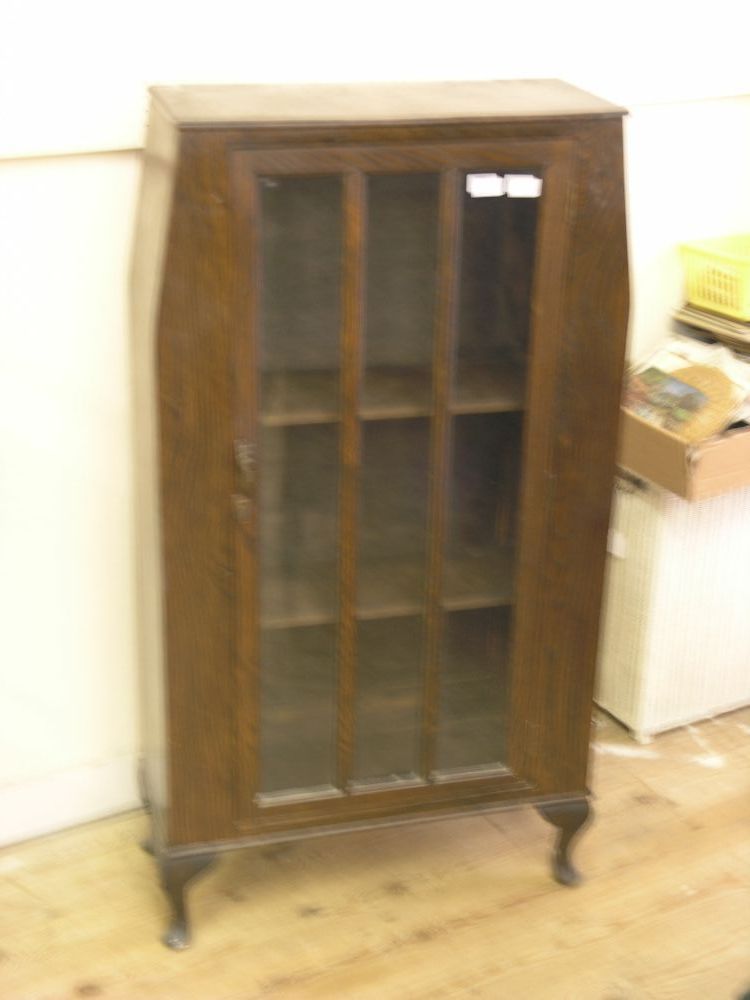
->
[260,625,337,793]
[259,175,342,424]
[352,617,423,783]
[258,424,339,794]
[437,608,510,770]
[362,174,439,419]
[444,412,522,611]
[259,424,339,627]
[358,418,430,617]
[256,174,342,797]
[454,172,538,412]
[436,412,523,772]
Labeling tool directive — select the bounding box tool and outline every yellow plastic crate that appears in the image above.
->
[680,234,750,322]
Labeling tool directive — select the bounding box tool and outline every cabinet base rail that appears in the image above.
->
[144,794,590,949]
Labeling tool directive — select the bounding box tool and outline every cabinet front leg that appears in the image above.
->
[536,798,591,886]
[159,853,217,950]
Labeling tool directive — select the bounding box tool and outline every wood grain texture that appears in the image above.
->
[234,140,571,177]
[421,168,461,779]
[509,118,630,794]
[337,171,366,790]
[226,133,582,836]
[132,84,629,863]
[228,161,261,825]
[155,132,238,844]
[151,79,625,126]
[2,709,747,998]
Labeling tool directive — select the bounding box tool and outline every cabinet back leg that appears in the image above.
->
[536,798,591,886]
[159,853,217,949]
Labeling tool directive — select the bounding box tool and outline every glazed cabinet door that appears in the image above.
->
[230,140,575,833]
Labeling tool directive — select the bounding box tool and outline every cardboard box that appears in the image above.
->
[619,408,750,500]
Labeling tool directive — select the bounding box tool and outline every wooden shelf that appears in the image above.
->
[357,556,427,620]
[260,363,525,427]
[452,362,525,414]
[360,367,432,420]
[261,370,339,426]
[260,563,336,629]
[260,545,514,628]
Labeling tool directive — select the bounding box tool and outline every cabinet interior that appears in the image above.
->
[254,167,537,797]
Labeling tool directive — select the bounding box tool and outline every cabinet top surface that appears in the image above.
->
[150,79,625,127]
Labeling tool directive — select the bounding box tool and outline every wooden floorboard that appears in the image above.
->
[1,708,748,999]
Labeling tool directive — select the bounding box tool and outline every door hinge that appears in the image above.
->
[231,493,253,523]
[234,438,256,487]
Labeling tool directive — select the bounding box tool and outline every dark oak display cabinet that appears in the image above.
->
[130,80,629,948]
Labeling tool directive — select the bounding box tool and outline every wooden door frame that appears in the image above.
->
[228,137,577,835]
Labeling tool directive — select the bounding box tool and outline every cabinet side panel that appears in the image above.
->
[156,133,236,844]
[511,118,629,794]
[129,103,180,845]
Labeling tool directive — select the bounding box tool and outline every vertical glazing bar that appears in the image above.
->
[421,169,462,779]
[230,160,262,819]
[337,171,366,790]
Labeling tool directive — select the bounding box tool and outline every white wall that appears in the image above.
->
[3,0,750,159]
[626,98,750,360]
[0,153,141,844]
[1,0,749,845]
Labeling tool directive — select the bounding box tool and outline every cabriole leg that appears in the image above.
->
[159,853,216,950]
[536,798,591,886]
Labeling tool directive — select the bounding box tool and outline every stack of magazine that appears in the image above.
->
[623,336,750,443]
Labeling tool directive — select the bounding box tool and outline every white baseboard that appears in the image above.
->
[0,753,141,848]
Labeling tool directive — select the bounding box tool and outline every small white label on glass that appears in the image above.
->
[466,173,505,198]
[505,174,543,198]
